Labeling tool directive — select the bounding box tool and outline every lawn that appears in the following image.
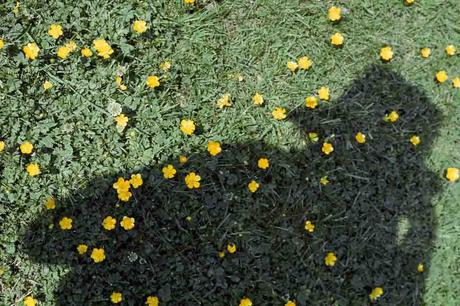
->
[0,0,459,305]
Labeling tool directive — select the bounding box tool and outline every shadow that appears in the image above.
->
[21,66,442,305]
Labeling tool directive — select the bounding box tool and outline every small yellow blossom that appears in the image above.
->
[384,110,399,123]
[179,155,188,164]
[331,33,344,46]
[248,180,260,193]
[240,298,252,306]
[380,46,393,61]
[445,45,456,56]
[318,87,330,101]
[216,93,232,109]
[65,41,77,52]
[298,56,312,70]
[115,114,129,128]
[185,172,201,189]
[120,216,135,230]
[304,220,315,233]
[258,157,269,170]
[23,42,40,60]
[133,20,148,33]
[446,168,459,182]
[23,296,37,306]
[26,163,41,176]
[115,76,127,91]
[20,141,33,154]
[369,287,384,301]
[130,173,143,188]
[452,77,460,88]
[146,75,160,89]
[145,296,159,306]
[57,45,71,59]
[320,176,329,186]
[272,107,287,120]
[111,292,123,304]
[180,119,196,135]
[184,0,196,4]
[322,142,334,155]
[102,216,117,231]
[324,252,337,266]
[207,141,222,156]
[0,39,4,49]
[405,0,415,5]
[252,92,264,105]
[45,197,56,210]
[59,217,73,230]
[305,96,318,109]
[285,301,296,306]
[93,39,114,59]
[328,6,341,21]
[287,61,298,72]
[48,24,63,39]
[118,190,132,202]
[160,61,171,71]
[436,70,448,83]
[218,251,225,258]
[77,244,88,254]
[227,243,237,254]
[81,47,93,57]
[420,48,431,58]
[162,164,177,179]
[417,263,424,273]
[355,132,366,144]
[0,140,4,152]
[410,135,421,146]
[113,177,131,193]
[91,248,106,263]
[43,81,53,90]
[308,132,319,142]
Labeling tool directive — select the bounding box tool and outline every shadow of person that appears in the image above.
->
[22,66,442,306]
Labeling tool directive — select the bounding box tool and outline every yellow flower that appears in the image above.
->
[308,132,319,142]
[57,45,72,59]
[272,107,287,120]
[43,81,53,90]
[420,48,431,58]
[113,177,131,193]
[116,76,127,91]
[20,141,33,154]
[320,176,329,186]
[328,6,341,21]
[180,119,196,135]
[227,243,237,254]
[160,61,171,71]
[248,180,260,193]
[179,155,188,164]
[23,42,40,60]
[133,20,148,33]
[258,157,269,170]
[45,197,56,210]
[81,47,93,57]
[410,135,421,146]
[77,244,88,255]
[318,87,330,101]
[446,168,459,182]
[322,142,334,155]
[120,216,135,230]
[26,163,41,176]
[102,216,117,230]
[111,292,123,304]
[0,38,4,49]
[452,77,460,88]
[0,140,4,152]
[216,93,232,109]
[184,0,195,4]
[93,38,114,59]
[445,44,456,56]
[304,220,315,233]
[355,132,366,144]
[369,287,384,301]
[118,190,132,202]
[324,252,337,266]
[23,296,37,306]
[130,173,143,188]
[48,24,63,39]
[305,96,318,109]
[91,248,106,263]
[146,75,160,89]
[330,33,344,46]
[436,70,448,83]
[252,92,264,105]
[380,46,393,61]
[146,296,159,306]
[218,251,225,258]
[417,263,424,273]
[384,110,399,123]
[405,0,415,4]
[239,298,252,306]
[65,41,77,52]
[298,56,312,70]
[207,141,222,156]
[115,114,129,128]
[59,217,73,230]
[162,164,177,179]
[185,172,201,189]
[287,61,298,72]
[285,301,296,306]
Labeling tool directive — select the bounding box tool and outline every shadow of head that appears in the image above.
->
[22,66,442,305]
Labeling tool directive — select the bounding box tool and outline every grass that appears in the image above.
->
[0,0,459,305]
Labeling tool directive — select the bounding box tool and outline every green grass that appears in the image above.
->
[0,0,459,305]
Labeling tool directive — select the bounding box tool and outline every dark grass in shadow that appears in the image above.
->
[22,66,442,305]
